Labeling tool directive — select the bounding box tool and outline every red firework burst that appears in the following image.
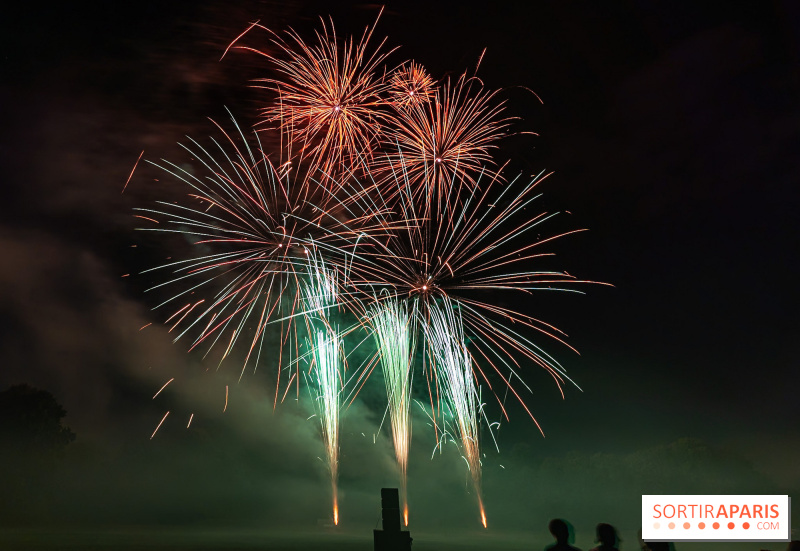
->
[228,12,396,179]
[377,72,511,211]
[389,61,436,109]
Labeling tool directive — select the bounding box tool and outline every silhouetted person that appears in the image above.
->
[545,518,581,551]
[588,523,619,551]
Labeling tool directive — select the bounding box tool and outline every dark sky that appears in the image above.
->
[1,1,798,549]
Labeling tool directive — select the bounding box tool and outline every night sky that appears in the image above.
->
[1,1,798,549]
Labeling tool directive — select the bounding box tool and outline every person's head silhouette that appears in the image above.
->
[549,519,571,543]
[596,523,619,547]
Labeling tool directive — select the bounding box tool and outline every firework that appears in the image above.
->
[389,62,435,109]
[229,12,396,177]
[422,297,485,527]
[344,158,608,426]
[302,252,343,525]
[335,157,606,526]
[136,11,605,528]
[367,296,415,525]
[308,325,342,525]
[135,113,377,406]
[376,73,510,211]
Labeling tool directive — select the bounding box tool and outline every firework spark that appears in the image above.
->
[122,150,144,194]
[308,325,342,524]
[302,253,343,525]
[150,411,170,440]
[423,297,485,526]
[152,378,174,399]
[367,296,415,524]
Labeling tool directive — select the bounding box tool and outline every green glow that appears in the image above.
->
[423,297,485,523]
[368,297,415,520]
[303,253,342,523]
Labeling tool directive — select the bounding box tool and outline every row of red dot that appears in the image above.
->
[654,521,753,529]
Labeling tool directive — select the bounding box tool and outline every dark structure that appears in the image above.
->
[374,488,412,551]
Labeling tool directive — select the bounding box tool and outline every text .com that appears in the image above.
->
[641,495,791,542]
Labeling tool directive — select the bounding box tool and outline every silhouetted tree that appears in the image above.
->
[0,384,75,452]
[0,384,76,523]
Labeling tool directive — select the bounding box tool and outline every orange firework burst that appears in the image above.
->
[377,72,510,210]
[389,61,435,109]
[229,12,396,178]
